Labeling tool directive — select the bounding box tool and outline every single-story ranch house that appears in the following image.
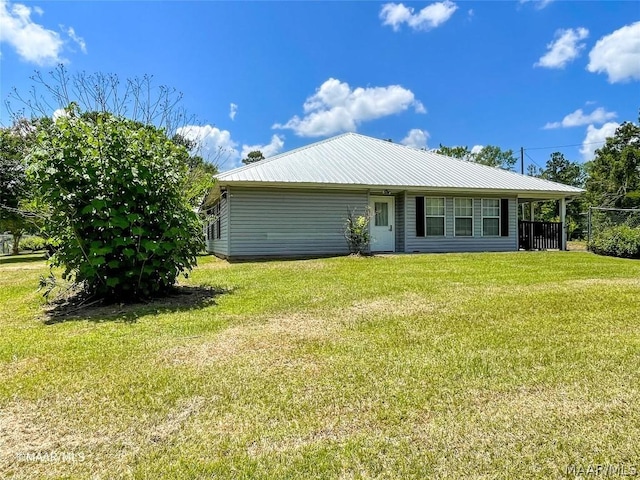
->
[204,133,583,260]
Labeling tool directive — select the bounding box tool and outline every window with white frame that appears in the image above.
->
[482,199,500,236]
[454,198,473,236]
[425,197,445,236]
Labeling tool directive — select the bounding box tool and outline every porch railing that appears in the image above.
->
[518,221,562,250]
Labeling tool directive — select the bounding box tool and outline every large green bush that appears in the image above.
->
[590,224,640,259]
[29,108,203,300]
[19,236,47,252]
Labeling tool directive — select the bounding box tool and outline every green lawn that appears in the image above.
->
[1,251,639,479]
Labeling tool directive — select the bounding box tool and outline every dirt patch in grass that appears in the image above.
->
[0,356,41,382]
[162,313,335,368]
[148,396,206,444]
[563,277,640,288]
[347,292,448,319]
[568,241,588,251]
[162,292,463,368]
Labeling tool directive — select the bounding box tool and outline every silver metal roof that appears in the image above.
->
[216,133,583,196]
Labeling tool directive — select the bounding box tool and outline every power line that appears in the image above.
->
[524,151,544,171]
[524,140,605,151]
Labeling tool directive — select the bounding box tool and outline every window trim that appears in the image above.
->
[214,201,221,240]
[481,198,501,237]
[454,197,474,237]
[205,208,213,240]
[425,197,446,237]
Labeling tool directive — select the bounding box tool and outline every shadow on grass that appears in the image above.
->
[0,253,47,265]
[43,285,234,325]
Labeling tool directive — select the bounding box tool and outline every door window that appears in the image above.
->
[374,202,389,226]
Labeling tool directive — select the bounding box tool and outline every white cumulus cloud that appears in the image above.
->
[401,129,430,149]
[534,27,589,69]
[229,103,238,121]
[65,26,86,53]
[380,1,458,31]
[240,134,285,160]
[177,125,285,170]
[273,78,425,137]
[587,21,640,83]
[580,122,619,161]
[544,107,617,129]
[0,0,63,65]
[176,124,239,168]
[470,145,484,155]
[0,1,86,65]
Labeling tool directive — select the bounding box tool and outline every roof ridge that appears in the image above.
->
[345,136,565,187]
[426,149,582,189]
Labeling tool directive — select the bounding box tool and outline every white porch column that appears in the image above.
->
[529,202,535,221]
[560,197,567,251]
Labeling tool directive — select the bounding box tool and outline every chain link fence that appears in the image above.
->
[0,234,13,255]
[587,206,640,257]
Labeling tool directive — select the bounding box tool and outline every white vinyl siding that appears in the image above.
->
[425,197,445,237]
[206,196,229,256]
[482,199,501,237]
[228,187,368,258]
[454,198,473,237]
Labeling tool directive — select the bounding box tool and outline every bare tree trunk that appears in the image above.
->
[12,232,22,255]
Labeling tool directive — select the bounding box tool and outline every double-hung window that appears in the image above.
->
[482,199,500,236]
[425,198,445,236]
[454,198,473,236]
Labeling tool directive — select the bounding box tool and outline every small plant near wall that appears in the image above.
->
[344,208,370,255]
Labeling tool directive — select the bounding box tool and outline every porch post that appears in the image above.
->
[529,202,535,221]
[559,197,567,251]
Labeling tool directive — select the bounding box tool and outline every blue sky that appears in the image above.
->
[1,1,639,172]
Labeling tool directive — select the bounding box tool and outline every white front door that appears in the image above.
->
[370,196,395,252]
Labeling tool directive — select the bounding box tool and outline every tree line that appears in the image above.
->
[1,65,638,298]
[435,118,640,239]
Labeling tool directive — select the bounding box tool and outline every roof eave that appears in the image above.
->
[215,180,583,198]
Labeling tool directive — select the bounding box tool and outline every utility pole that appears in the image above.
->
[520,147,525,220]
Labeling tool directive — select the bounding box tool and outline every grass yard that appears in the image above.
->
[1,251,639,479]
